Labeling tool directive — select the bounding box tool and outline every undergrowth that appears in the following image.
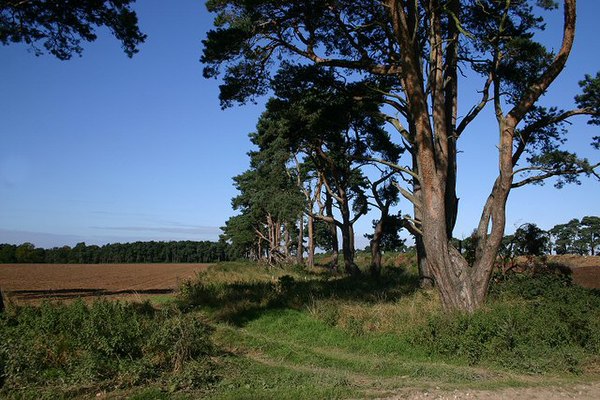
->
[0,300,218,397]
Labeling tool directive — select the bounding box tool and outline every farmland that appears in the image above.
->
[0,263,211,303]
[2,255,599,305]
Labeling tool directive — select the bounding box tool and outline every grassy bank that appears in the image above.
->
[1,258,599,398]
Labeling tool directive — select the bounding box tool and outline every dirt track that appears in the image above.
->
[387,382,600,399]
[0,263,211,303]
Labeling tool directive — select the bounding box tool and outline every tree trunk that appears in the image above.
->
[307,214,315,267]
[340,197,360,275]
[297,217,304,264]
[325,191,339,270]
[0,287,4,314]
[283,223,291,258]
[412,161,434,289]
[369,218,384,277]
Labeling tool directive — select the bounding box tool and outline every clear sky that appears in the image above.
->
[0,0,598,249]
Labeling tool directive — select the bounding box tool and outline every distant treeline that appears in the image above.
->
[0,240,234,264]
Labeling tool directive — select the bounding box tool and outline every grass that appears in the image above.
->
[1,255,599,398]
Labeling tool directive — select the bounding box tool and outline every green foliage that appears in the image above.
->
[179,260,600,376]
[0,240,232,264]
[549,216,600,255]
[0,301,218,394]
[0,0,146,59]
[413,273,600,373]
[365,214,407,252]
[576,72,600,126]
[511,223,550,256]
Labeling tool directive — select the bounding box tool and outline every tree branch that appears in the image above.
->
[512,107,596,166]
[507,0,576,123]
[511,162,600,188]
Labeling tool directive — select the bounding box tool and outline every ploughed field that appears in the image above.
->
[547,255,600,289]
[0,263,211,303]
[0,255,598,305]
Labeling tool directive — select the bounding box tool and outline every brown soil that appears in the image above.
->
[547,255,600,289]
[0,263,211,304]
[503,255,600,289]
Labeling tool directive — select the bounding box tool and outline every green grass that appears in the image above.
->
[2,258,599,399]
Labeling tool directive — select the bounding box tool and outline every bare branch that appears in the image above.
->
[381,113,414,145]
[400,216,423,236]
[393,181,422,210]
[357,156,420,181]
[456,73,493,136]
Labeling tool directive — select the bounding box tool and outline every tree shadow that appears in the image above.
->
[179,267,420,326]
[9,288,174,301]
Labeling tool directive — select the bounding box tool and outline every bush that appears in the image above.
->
[411,273,600,373]
[0,300,218,393]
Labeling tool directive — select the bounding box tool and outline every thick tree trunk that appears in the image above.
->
[330,228,339,269]
[412,165,434,289]
[415,236,434,288]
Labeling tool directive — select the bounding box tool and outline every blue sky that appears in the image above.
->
[0,0,598,249]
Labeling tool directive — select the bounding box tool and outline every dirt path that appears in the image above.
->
[385,382,600,399]
[0,263,211,303]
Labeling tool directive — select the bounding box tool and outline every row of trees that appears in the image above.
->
[2,0,598,312]
[456,216,600,262]
[205,0,600,311]
[220,65,407,275]
[0,241,232,264]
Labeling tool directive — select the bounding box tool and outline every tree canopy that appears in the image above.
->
[1,0,146,59]
[203,0,599,312]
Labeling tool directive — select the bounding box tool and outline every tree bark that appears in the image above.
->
[412,152,434,289]
[339,191,361,275]
[369,218,384,277]
[306,214,315,267]
[325,191,339,270]
[297,217,304,264]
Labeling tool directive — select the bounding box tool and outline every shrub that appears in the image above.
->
[411,273,600,373]
[0,300,218,393]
